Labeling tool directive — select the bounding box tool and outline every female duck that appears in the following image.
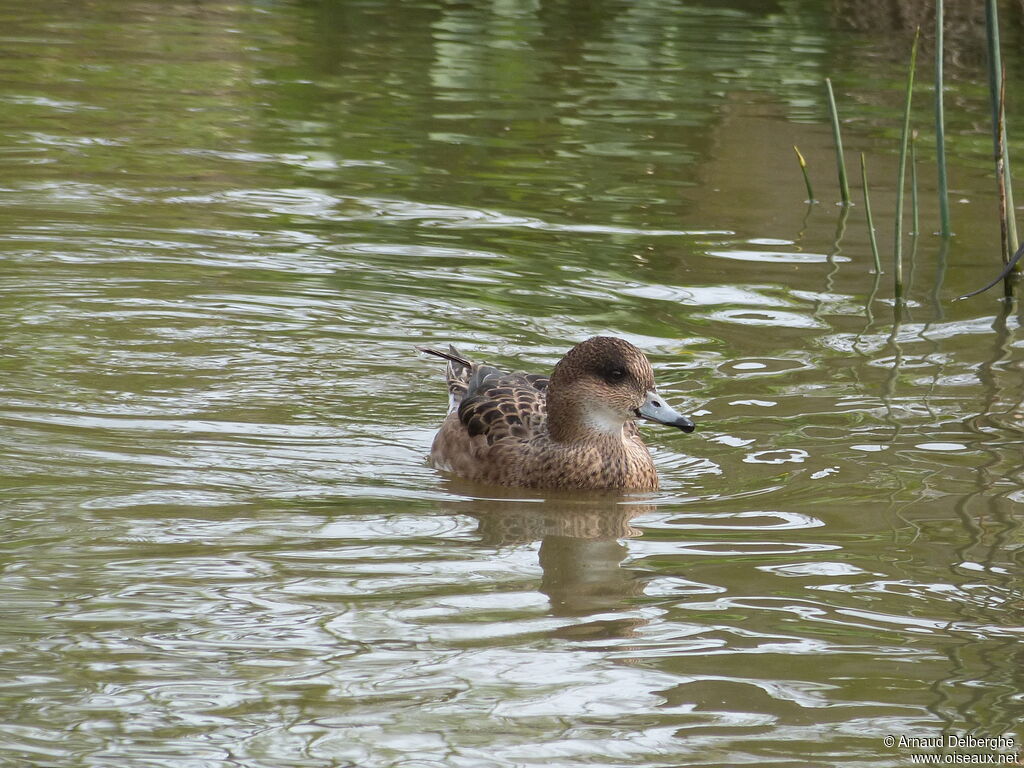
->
[418,336,694,491]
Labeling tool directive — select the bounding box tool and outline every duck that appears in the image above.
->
[417,336,695,491]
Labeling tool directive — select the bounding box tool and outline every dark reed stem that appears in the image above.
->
[997,64,1015,298]
[956,242,1024,301]
[986,0,1002,156]
[987,0,1018,258]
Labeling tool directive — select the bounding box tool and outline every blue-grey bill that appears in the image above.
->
[636,390,695,433]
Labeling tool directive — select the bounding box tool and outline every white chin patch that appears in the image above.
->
[583,407,626,435]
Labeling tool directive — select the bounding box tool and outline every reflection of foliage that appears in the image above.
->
[832,0,1023,73]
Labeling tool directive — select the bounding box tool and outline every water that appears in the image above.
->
[2,1,1023,766]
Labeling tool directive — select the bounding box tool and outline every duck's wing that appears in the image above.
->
[456,368,548,444]
[418,344,548,443]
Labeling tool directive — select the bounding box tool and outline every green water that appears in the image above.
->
[2,1,1023,766]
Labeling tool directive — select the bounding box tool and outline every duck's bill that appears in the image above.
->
[636,390,695,433]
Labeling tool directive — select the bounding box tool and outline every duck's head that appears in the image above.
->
[547,336,695,440]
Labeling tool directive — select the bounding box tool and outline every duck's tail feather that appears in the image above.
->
[416,345,473,370]
[417,344,474,412]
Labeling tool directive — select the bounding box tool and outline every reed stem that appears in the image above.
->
[893,28,920,302]
[986,0,1003,139]
[997,65,1015,297]
[960,5,1022,299]
[825,78,851,205]
[793,145,815,203]
[860,152,881,274]
[935,0,951,236]
[911,129,920,237]
[986,0,1018,260]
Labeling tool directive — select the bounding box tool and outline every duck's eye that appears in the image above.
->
[605,367,627,383]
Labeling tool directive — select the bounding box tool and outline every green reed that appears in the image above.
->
[987,0,1018,270]
[860,152,881,274]
[893,27,920,302]
[935,0,951,236]
[997,66,1016,297]
[825,78,851,205]
[957,7,1022,300]
[793,145,815,203]
[911,129,920,238]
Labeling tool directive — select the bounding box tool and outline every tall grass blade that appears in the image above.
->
[860,152,881,274]
[893,27,920,302]
[935,0,951,236]
[825,78,851,205]
[793,145,815,203]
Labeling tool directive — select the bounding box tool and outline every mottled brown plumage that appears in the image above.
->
[418,337,695,491]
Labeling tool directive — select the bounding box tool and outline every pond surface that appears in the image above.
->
[2,1,1023,766]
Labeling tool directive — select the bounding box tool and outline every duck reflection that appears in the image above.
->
[440,480,654,625]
